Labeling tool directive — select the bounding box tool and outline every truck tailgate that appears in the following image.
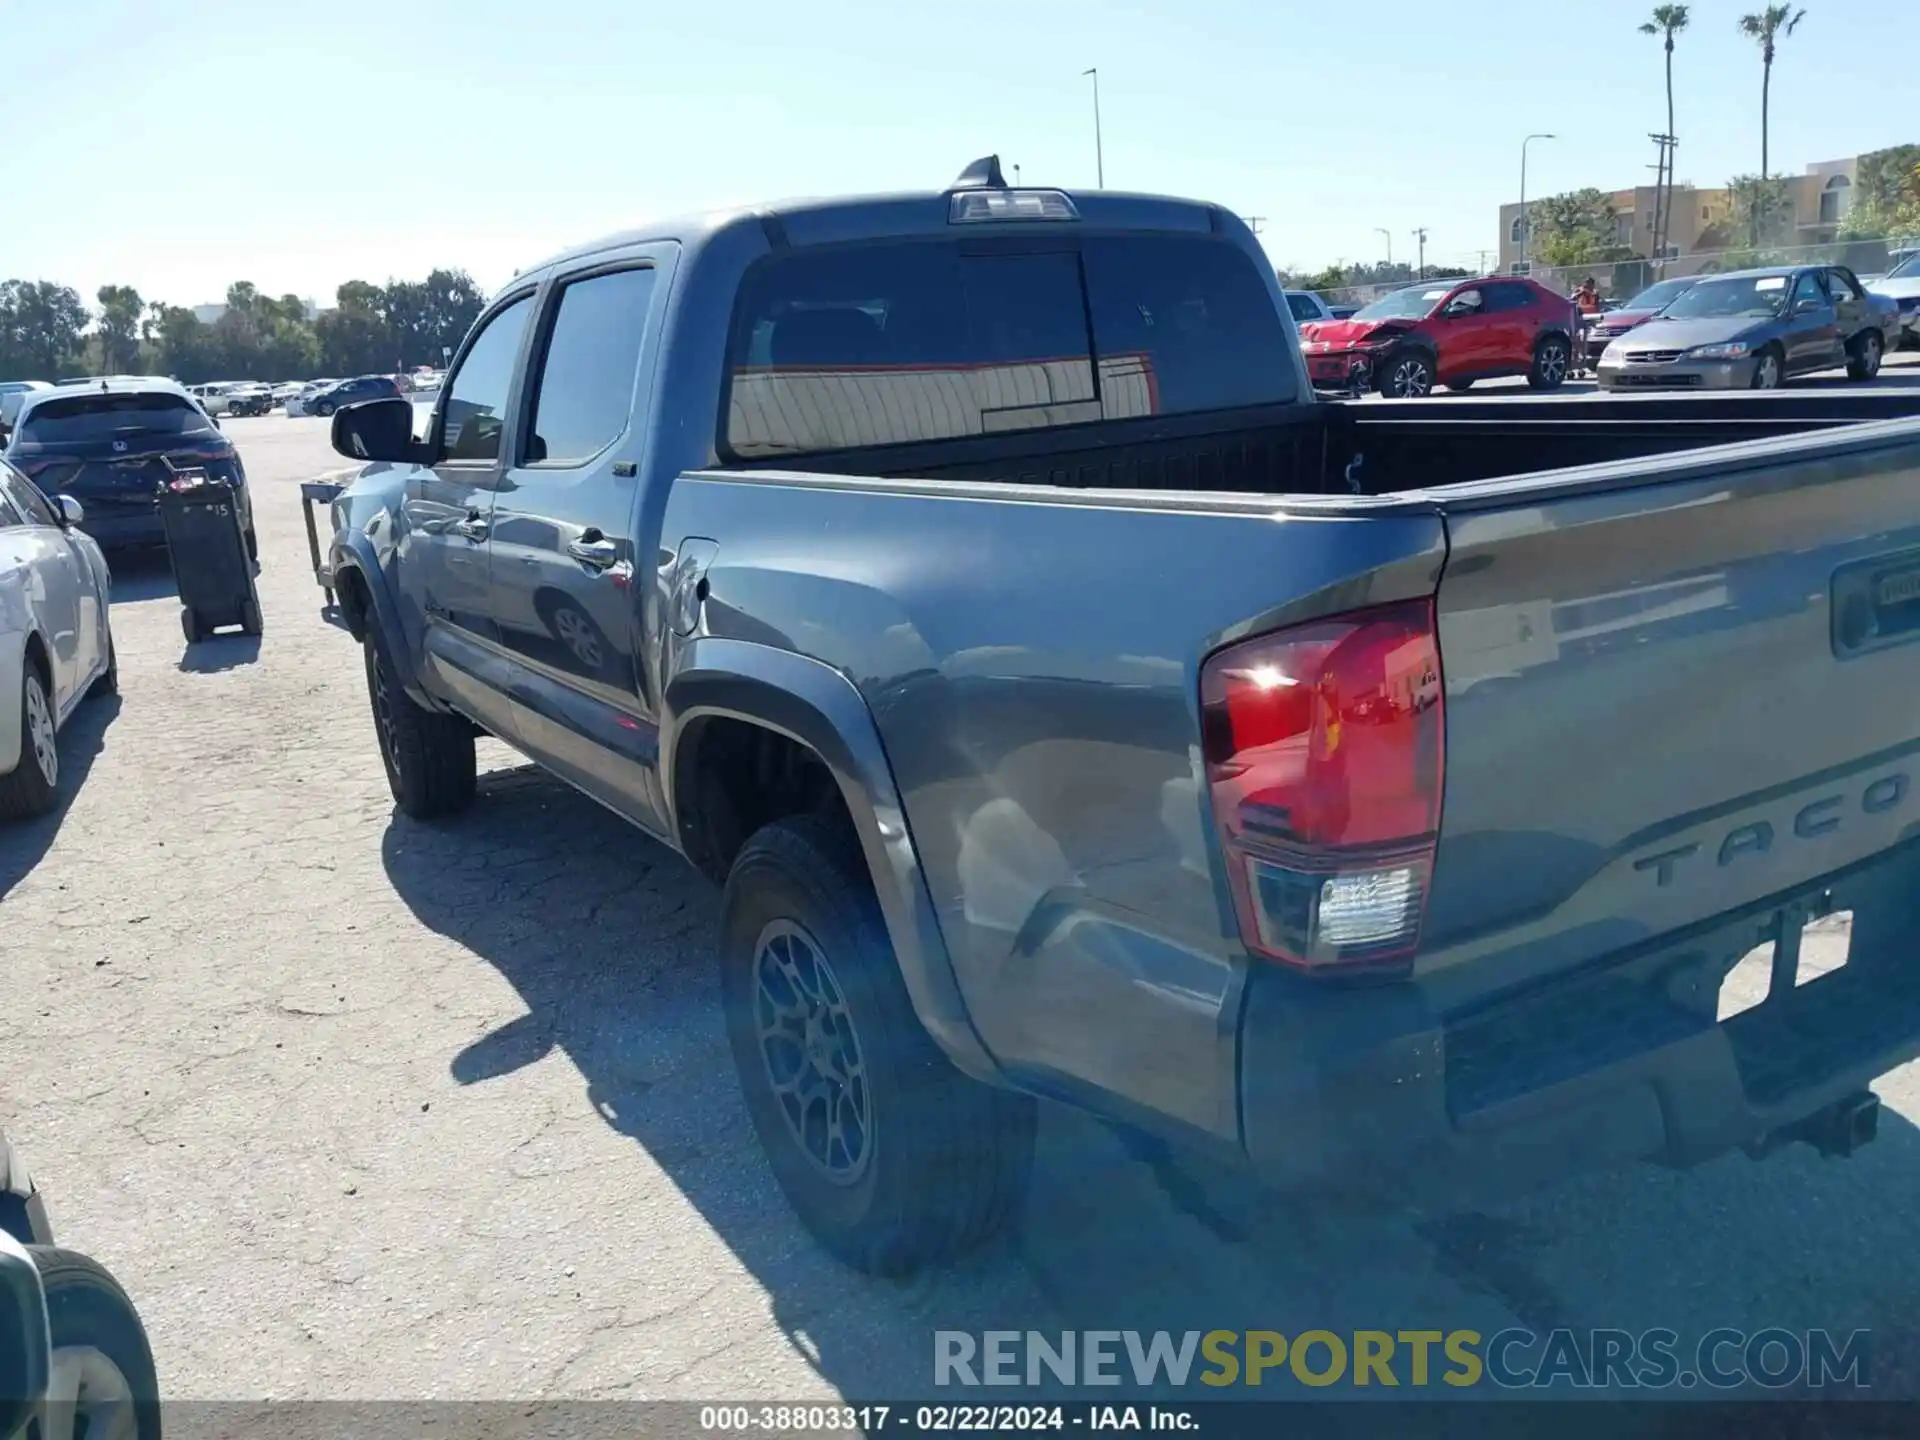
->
[1420,417,1920,1008]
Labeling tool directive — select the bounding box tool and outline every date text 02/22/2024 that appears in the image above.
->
[698,1405,1194,1433]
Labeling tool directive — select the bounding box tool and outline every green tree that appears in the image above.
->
[0,280,90,380]
[95,284,145,373]
[147,304,224,383]
[1530,188,1633,268]
[418,269,486,365]
[1844,145,1920,238]
[1639,6,1690,261]
[1737,5,1806,241]
[1726,173,1795,251]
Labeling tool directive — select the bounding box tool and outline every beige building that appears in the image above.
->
[1497,154,1867,276]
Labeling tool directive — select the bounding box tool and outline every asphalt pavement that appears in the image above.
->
[2,410,1919,1407]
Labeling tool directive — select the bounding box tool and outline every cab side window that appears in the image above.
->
[441,294,533,463]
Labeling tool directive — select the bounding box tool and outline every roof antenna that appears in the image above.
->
[952,155,1008,190]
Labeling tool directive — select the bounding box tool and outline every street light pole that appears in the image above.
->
[1082,68,1105,188]
[1412,227,1429,281]
[1520,132,1556,274]
[1375,227,1393,267]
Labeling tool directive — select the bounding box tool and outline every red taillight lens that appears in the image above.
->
[1200,598,1444,973]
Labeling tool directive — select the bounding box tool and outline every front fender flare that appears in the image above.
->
[329,529,429,702]
[661,637,1000,1084]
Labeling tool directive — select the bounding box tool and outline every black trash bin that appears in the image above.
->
[159,470,261,644]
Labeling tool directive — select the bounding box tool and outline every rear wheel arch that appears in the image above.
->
[663,641,998,1082]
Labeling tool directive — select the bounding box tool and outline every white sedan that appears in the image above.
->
[0,461,115,821]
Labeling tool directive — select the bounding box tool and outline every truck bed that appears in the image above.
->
[751,390,1920,499]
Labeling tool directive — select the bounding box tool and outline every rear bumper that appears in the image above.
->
[79,511,167,550]
[1240,843,1920,1201]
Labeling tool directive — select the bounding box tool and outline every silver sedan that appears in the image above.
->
[1597,266,1888,391]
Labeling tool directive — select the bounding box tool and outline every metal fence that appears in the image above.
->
[1296,233,1920,312]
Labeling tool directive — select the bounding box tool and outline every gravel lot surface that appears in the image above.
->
[2,414,1917,1405]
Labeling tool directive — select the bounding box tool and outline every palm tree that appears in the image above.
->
[1639,6,1690,267]
[1738,7,1805,190]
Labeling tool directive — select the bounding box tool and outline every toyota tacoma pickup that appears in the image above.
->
[323,159,1920,1274]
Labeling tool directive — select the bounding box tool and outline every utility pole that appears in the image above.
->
[1246,216,1267,235]
[1520,132,1556,274]
[1375,227,1393,267]
[1081,68,1105,188]
[1477,249,1491,274]
[1647,133,1677,274]
[1411,227,1429,281]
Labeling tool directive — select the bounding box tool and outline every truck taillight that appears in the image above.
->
[1200,598,1444,974]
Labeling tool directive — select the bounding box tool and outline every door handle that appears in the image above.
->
[567,536,619,569]
[453,513,489,542]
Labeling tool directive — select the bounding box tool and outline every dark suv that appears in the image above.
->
[3,380,255,556]
[1299,275,1578,397]
[305,375,401,417]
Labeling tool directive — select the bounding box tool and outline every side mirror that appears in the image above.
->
[54,496,83,529]
[331,397,428,465]
[0,1233,51,1440]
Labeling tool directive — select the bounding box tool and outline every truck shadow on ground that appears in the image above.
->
[0,694,119,900]
[381,761,1920,1409]
[381,761,1057,1402]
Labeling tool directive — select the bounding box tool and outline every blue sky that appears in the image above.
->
[10,0,1914,308]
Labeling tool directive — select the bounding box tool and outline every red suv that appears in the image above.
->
[1299,276,1578,398]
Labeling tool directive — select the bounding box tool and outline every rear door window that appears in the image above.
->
[725,235,1294,458]
[524,266,657,466]
[1482,281,1536,312]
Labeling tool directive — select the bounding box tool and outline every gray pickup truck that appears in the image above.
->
[325,158,1920,1274]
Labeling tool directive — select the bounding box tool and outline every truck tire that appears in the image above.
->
[1847,331,1883,382]
[721,814,1035,1275]
[363,628,476,819]
[1527,334,1572,390]
[32,1246,162,1440]
[0,664,60,821]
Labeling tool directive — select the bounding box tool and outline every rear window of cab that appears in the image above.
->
[724,235,1298,459]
